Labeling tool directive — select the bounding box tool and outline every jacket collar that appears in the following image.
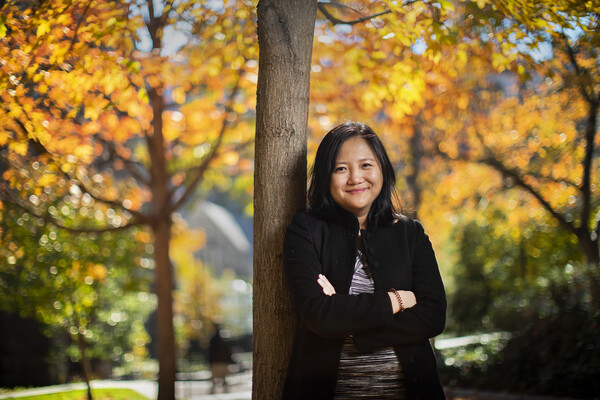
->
[311,203,388,231]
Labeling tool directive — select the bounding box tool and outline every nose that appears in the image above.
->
[348,169,363,184]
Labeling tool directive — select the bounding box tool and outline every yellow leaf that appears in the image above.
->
[10,141,28,156]
[91,264,107,281]
[84,107,99,121]
[172,87,186,104]
[221,151,239,166]
[372,51,387,59]
[233,102,247,114]
[439,0,454,11]
[73,144,94,161]
[0,132,9,146]
[137,88,149,103]
[37,174,58,187]
[61,162,72,173]
[126,101,145,118]
[37,21,51,37]
[0,17,6,39]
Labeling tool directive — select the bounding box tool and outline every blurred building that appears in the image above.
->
[186,201,252,279]
[182,200,253,343]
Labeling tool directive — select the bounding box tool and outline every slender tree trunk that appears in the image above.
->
[148,84,176,400]
[76,332,94,400]
[153,217,175,400]
[576,228,600,303]
[407,116,424,219]
[579,98,599,301]
[254,1,318,398]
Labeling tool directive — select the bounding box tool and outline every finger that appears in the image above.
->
[317,276,328,291]
[317,276,333,292]
[317,275,336,295]
[319,283,332,296]
[319,275,336,294]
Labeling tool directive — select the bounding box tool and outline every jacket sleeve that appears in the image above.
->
[353,220,447,352]
[284,212,394,338]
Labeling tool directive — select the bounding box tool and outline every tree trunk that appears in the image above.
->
[575,228,600,303]
[76,331,94,400]
[154,217,176,400]
[253,1,318,398]
[148,84,176,400]
[407,116,424,219]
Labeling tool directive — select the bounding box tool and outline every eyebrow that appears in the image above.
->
[335,157,377,165]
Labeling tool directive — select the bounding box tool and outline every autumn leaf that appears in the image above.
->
[36,21,51,37]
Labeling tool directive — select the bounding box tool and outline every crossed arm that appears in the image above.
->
[284,213,446,345]
[317,273,417,313]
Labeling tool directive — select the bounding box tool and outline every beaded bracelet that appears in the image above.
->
[389,288,405,312]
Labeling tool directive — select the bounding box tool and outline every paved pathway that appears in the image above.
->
[0,378,584,400]
[445,388,585,400]
[0,374,252,400]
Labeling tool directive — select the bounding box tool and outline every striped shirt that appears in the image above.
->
[334,250,407,399]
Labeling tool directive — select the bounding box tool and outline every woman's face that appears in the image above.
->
[329,136,383,225]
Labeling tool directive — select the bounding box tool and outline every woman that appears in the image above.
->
[283,121,446,399]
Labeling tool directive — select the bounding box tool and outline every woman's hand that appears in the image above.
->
[387,290,417,314]
[318,274,417,315]
[317,274,336,296]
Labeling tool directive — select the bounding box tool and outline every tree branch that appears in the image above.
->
[0,187,146,234]
[561,34,594,104]
[434,142,578,237]
[66,0,95,55]
[159,0,176,28]
[317,2,393,26]
[482,157,577,236]
[595,215,600,247]
[92,134,151,187]
[578,98,598,234]
[558,34,599,242]
[61,168,148,222]
[169,70,246,213]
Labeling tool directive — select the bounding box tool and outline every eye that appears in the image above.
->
[334,166,346,172]
[362,162,373,168]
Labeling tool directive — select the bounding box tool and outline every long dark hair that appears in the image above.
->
[307,121,400,226]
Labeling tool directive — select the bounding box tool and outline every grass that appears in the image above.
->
[1,388,149,400]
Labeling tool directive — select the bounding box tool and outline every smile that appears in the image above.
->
[347,188,367,194]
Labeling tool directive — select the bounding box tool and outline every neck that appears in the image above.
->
[358,215,368,231]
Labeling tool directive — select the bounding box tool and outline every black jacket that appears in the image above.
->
[283,207,446,400]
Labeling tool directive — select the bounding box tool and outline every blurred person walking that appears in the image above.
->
[208,324,233,394]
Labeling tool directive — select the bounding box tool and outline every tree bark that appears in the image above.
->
[148,84,177,400]
[253,1,318,398]
[154,217,175,400]
[76,332,94,400]
[407,116,424,219]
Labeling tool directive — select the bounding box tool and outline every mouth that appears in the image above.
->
[347,188,367,194]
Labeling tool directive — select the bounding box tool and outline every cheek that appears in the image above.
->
[329,176,343,192]
[369,171,383,184]
[371,172,384,192]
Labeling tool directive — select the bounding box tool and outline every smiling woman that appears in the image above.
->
[283,121,447,400]
[329,136,384,229]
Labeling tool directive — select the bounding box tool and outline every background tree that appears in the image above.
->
[430,0,600,297]
[254,1,318,398]
[0,1,257,398]
[0,199,154,398]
